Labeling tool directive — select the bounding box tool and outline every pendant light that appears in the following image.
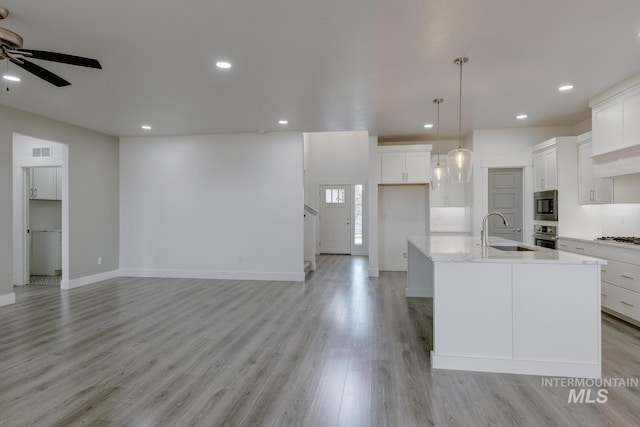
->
[447,56,474,182]
[431,98,447,190]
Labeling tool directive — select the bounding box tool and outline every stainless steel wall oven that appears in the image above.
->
[534,224,557,249]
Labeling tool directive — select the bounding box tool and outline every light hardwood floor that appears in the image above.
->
[1,255,639,426]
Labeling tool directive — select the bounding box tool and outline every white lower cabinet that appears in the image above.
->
[601,283,640,320]
[559,237,640,325]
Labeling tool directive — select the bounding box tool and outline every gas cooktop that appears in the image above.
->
[596,236,640,245]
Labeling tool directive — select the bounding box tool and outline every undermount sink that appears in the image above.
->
[490,245,536,252]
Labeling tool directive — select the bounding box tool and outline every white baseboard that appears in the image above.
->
[119,269,305,282]
[0,293,16,307]
[406,288,433,298]
[431,351,601,378]
[61,269,119,290]
[368,268,379,277]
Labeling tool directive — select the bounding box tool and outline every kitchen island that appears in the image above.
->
[407,235,606,378]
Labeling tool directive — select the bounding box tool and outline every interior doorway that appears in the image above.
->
[13,134,69,287]
[319,185,352,254]
[488,168,524,242]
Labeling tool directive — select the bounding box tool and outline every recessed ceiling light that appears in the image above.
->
[2,74,20,82]
[141,125,152,130]
[278,120,289,125]
[516,114,528,120]
[423,123,434,128]
[216,61,232,69]
[558,84,574,92]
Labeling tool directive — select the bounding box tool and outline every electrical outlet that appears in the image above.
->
[97,257,102,265]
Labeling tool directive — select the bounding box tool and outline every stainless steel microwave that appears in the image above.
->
[534,190,557,221]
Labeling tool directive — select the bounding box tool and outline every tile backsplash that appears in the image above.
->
[601,204,640,236]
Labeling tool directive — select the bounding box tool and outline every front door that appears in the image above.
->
[488,168,523,242]
[319,185,351,254]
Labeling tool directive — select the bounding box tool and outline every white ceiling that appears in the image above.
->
[1,0,640,139]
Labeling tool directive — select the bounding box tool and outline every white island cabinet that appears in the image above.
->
[407,235,606,378]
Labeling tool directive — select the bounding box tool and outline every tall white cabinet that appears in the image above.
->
[377,144,432,272]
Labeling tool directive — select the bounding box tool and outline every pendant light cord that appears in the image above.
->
[458,58,462,146]
[454,57,468,149]
[433,98,443,165]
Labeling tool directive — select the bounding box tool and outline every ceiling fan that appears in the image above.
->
[0,7,101,87]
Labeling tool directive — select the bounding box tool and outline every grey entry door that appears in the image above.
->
[488,168,523,242]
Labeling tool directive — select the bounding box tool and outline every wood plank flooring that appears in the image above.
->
[1,255,639,426]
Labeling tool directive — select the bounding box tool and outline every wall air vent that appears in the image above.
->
[32,147,51,158]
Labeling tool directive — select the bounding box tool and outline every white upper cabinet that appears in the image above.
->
[404,152,430,183]
[578,134,612,204]
[592,101,623,156]
[590,74,640,177]
[378,144,432,184]
[533,146,557,191]
[30,167,57,200]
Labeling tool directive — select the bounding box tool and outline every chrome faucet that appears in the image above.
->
[481,211,510,247]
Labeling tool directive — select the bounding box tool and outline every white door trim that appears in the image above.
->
[12,134,69,288]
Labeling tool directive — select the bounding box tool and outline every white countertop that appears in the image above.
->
[559,235,640,252]
[408,235,606,264]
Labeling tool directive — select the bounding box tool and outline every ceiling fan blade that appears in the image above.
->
[18,49,102,69]
[10,58,71,87]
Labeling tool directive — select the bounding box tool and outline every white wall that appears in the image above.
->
[304,131,369,255]
[470,126,577,242]
[379,185,428,271]
[119,132,304,282]
[1,106,118,301]
[30,201,62,231]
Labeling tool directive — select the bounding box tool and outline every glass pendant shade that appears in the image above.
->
[447,147,473,182]
[431,163,447,190]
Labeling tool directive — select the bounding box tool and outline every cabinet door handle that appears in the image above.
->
[621,274,635,280]
[620,301,634,307]
[601,268,607,273]
[29,188,33,198]
[601,293,606,297]
[575,247,585,251]
[589,190,594,201]
[559,244,568,248]
[34,188,37,198]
